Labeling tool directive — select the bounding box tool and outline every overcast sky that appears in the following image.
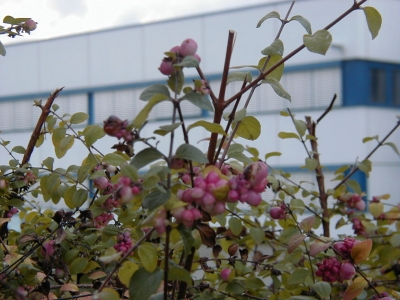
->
[0,0,282,45]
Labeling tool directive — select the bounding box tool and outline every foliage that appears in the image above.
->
[1,2,399,300]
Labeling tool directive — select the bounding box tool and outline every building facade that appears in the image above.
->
[0,0,399,211]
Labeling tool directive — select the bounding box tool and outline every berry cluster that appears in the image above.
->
[370,292,393,300]
[94,212,114,228]
[103,115,134,142]
[352,217,367,236]
[152,210,169,234]
[339,193,366,211]
[176,161,268,223]
[333,237,359,259]
[171,206,202,228]
[269,203,287,220]
[315,257,356,282]
[194,79,210,95]
[114,232,133,253]
[6,207,19,218]
[159,38,200,76]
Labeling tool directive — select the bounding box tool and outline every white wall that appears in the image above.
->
[0,0,399,97]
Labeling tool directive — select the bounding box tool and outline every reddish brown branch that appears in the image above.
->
[306,116,330,237]
[20,87,64,167]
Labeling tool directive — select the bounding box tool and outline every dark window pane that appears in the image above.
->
[394,70,400,105]
[371,69,386,103]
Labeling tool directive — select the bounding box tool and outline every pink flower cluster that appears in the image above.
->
[316,258,356,282]
[103,115,134,142]
[159,38,201,76]
[114,232,133,253]
[194,79,210,95]
[339,193,366,211]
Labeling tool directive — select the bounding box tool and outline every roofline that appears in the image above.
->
[4,0,297,47]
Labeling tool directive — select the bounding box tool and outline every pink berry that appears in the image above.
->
[354,200,366,211]
[270,207,285,220]
[180,38,198,57]
[340,262,356,280]
[220,268,231,281]
[170,45,181,54]
[159,60,174,75]
[193,53,201,62]
[23,19,37,32]
[93,177,109,190]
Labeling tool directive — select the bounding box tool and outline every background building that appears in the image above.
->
[1,0,399,213]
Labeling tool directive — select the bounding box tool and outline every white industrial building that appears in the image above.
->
[0,0,399,215]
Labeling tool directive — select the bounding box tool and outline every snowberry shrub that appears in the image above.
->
[0,3,399,300]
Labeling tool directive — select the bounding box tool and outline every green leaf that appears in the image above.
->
[142,190,170,211]
[250,227,264,244]
[223,107,247,122]
[175,55,199,68]
[168,265,193,286]
[294,119,307,137]
[347,179,362,195]
[64,185,77,209]
[97,288,120,300]
[73,189,88,208]
[390,234,400,248]
[12,146,26,154]
[261,39,284,56]
[228,151,253,165]
[118,261,139,287]
[3,16,30,25]
[154,123,182,136]
[78,164,92,183]
[55,135,74,159]
[264,78,291,100]
[82,124,106,147]
[299,216,315,232]
[138,243,158,273]
[120,164,139,181]
[383,142,400,156]
[175,144,208,164]
[369,202,383,218]
[362,6,382,39]
[129,268,163,300]
[287,268,309,285]
[69,257,88,275]
[235,116,261,141]
[130,148,164,170]
[42,156,54,170]
[313,282,331,299]
[362,135,378,143]
[290,15,312,34]
[303,30,332,55]
[178,224,195,257]
[358,160,372,177]
[140,84,170,101]
[52,128,67,148]
[229,217,243,237]
[167,68,184,94]
[187,120,226,136]
[258,54,284,80]
[256,11,280,28]
[0,41,5,56]
[70,112,88,124]
[305,158,318,171]
[265,151,281,160]
[278,132,299,140]
[227,72,252,85]
[102,153,127,166]
[182,92,214,112]
[133,94,170,129]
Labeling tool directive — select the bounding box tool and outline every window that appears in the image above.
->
[371,69,386,103]
[393,70,400,105]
